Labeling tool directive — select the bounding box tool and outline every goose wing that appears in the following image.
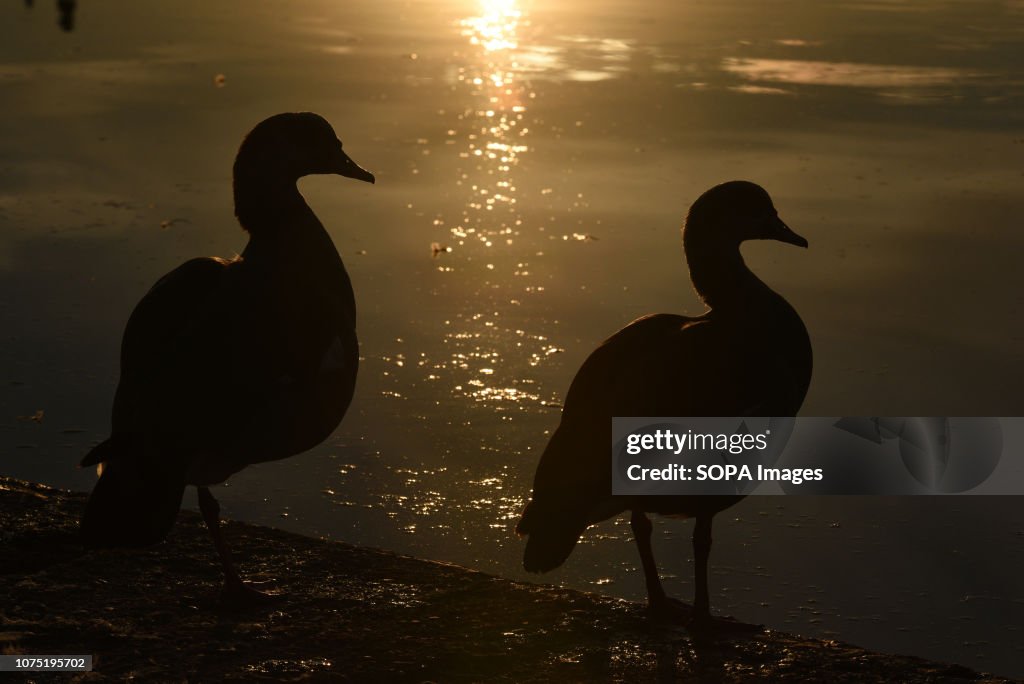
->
[119,256,243,433]
[79,257,235,545]
[81,257,255,471]
[520,312,760,568]
[532,314,753,497]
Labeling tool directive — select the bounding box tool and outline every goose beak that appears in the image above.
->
[335,145,376,184]
[769,215,808,248]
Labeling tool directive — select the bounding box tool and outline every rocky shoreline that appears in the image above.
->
[0,477,1016,682]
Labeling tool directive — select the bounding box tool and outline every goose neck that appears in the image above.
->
[685,241,767,309]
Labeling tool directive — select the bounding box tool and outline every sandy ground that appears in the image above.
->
[0,477,1017,683]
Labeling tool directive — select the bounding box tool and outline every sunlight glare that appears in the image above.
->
[462,0,521,52]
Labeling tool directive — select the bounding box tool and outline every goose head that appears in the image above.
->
[683,181,807,307]
[234,112,375,184]
[233,112,374,231]
[684,180,806,251]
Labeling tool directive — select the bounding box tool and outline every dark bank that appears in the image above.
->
[3,478,1019,682]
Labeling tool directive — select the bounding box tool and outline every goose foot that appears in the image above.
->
[647,595,694,623]
[646,596,763,634]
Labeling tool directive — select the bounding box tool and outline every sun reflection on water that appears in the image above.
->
[449,0,531,250]
[423,0,567,414]
[462,0,521,53]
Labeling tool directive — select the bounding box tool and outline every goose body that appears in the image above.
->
[517,181,812,622]
[80,112,375,601]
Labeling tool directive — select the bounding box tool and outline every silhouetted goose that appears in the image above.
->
[80,112,375,604]
[516,181,812,625]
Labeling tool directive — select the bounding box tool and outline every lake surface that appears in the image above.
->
[1,0,1023,677]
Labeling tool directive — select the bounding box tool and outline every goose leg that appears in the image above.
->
[631,511,689,619]
[693,515,712,619]
[689,514,761,633]
[197,486,278,606]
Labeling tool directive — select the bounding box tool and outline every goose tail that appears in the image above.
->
[80,437,185,548]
